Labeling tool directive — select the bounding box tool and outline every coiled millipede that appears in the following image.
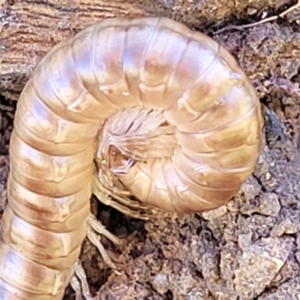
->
[0,17,263,299]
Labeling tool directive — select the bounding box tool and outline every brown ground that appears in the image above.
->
[1,1,300,299]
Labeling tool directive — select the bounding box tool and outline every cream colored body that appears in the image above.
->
[0,17,263,299]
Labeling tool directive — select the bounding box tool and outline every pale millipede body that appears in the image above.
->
[0,17,263,299]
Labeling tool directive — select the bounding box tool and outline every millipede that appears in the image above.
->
[0,17,263,299]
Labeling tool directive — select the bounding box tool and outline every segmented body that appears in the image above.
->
[0,17,263,299]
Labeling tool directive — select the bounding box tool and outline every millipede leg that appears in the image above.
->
[70,217,122,299]
[74,261,93,300]
[70,275,83,300]
[86,227,117,269]
[92,173,158,220]
[88,214,122,245]
[70,261,94,300]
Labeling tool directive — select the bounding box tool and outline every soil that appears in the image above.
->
[1,1,300,299]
